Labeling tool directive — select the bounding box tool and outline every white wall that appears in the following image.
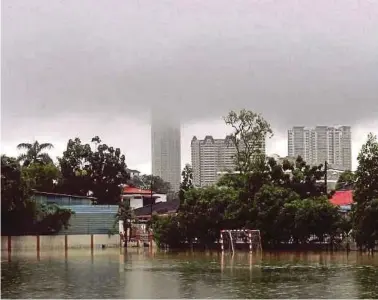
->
[154,194,167,203]
[130,198,143,209]
[1,234,121,251]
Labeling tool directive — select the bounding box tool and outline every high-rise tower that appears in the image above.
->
[151,111,181,192]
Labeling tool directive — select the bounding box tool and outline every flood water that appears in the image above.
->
[1,249,378,299]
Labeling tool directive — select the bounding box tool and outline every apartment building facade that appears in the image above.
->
[191,135,266,187]
[288,126,352,170]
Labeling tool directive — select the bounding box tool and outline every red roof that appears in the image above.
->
[330,190,353,206]
[123,186,154,195]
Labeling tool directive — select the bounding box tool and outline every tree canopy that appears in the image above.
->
[352,133,378,250]
[129,174,171,194]
[17,141,54,167]
[57,136,130,204]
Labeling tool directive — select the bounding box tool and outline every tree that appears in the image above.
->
[22,162,61,193]
[57,136,130,204]
[57,138,93,196]
[151,214,183,249]
[17,141,54,167]
[1,155,73,236]
[352,133,378,251]
[179,164,194,202]
[129,174,171,194]
[115,200,134,247]
[335,170,356,190]
[1,155,30,214]
[223,109,273,175]
[253,184,299,245]
[282,196,340,244]
[88,136,130,204]
[281,156,326,199]
[178,186,239,247]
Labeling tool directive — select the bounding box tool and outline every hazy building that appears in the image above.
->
[191,135,266,187]
[288,126,352,170]
[151,112,181,192]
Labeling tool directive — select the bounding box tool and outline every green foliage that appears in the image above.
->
[1,155,73,236]
[115,201,134,231]
[224,109,273,175]
[57,136,130,204]
[17,141,54,167]
[151,214,183,248]
[352,133,378,250]
[22,162,61,193]
[1,155,31,213]
[336,170,356,190]
[89,136,129,204]
[178,186,240,246]
[253,184,299,244]
[283,197,340,244]
[179,164,194,202]
[57,137,93,196]
[129,174,171,194]
[33,203,74,235]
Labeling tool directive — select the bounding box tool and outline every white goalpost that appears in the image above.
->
[220,229,262,254]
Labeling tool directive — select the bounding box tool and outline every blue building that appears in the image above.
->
[32,191,119,235]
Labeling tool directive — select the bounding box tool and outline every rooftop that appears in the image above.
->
[330,190,353,206]
[123,185,154,195]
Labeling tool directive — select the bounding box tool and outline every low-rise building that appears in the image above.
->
[121,186,167,210]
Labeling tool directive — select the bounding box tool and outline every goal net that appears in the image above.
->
[220,229,262,253]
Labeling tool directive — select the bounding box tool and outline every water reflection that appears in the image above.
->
[1,249,378,298]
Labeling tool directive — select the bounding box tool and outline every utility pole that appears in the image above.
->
[150,176,154,219]
[324,160,328,194]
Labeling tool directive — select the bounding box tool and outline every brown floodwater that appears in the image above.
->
[1,249,378,298]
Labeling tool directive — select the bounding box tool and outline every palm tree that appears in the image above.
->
[17,141,54,167]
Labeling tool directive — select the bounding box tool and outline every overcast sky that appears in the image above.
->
[1,0,378,173]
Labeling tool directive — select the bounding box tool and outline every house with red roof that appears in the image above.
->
[121,185,166,210]
[330,190,353,212]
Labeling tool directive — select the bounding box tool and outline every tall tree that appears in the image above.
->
[57,138,92,196]
[88,136,130,204]
[179,164,194,202]
[17,141,54,167]
[352,133,378,250]
[223,109,273,175]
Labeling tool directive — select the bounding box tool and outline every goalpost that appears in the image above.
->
[220,229,262,254]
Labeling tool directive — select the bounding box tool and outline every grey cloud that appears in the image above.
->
[2,0,378,139]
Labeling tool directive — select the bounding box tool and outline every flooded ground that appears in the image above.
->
[1,249,378,298]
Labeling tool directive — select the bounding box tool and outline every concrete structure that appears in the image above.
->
[288,126,352,170]
[151,112,181,192]
[191,135,266,187]
[1,234,121,251]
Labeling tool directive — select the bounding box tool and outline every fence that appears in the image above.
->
[1,234,121,252]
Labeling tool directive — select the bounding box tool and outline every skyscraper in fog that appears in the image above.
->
[288,126,352,170]
[151,111,181,192]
